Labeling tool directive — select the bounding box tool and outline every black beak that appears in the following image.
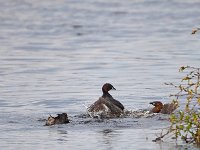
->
[112,86,116,90]
[149,102,154,105]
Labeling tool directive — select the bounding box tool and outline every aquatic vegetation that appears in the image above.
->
[155,66,200,146]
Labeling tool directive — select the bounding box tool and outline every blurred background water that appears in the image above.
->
[0,0,200,149]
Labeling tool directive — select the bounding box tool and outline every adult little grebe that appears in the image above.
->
[150,101,178,114]
[88,83,124,117]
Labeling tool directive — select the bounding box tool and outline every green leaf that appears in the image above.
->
[179,125,184,130]
[186,123,192,131]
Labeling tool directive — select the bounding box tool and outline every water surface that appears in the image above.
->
[0,0,200,149]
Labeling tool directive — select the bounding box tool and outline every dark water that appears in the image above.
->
[1,0,200,149]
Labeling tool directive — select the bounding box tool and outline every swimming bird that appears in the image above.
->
[149,101,178,114]
[45,113,69,126]
[88,83,124,118]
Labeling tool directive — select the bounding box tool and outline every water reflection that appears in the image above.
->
[98,129,117,150]
[101,129,113,135]
[57,129,68,135]
[56,129,68,142]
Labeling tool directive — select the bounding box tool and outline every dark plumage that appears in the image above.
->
[45,113,69,126]
[88,83,124,117]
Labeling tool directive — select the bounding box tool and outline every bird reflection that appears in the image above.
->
[97,128,119,149]
[101,129,113,135]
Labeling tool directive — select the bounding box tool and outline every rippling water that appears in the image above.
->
[1,0,200,149]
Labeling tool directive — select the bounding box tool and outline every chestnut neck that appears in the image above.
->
[154,104,163,113]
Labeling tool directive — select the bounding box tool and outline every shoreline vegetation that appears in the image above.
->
[154,65,200,146]
[154,29,200,146]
